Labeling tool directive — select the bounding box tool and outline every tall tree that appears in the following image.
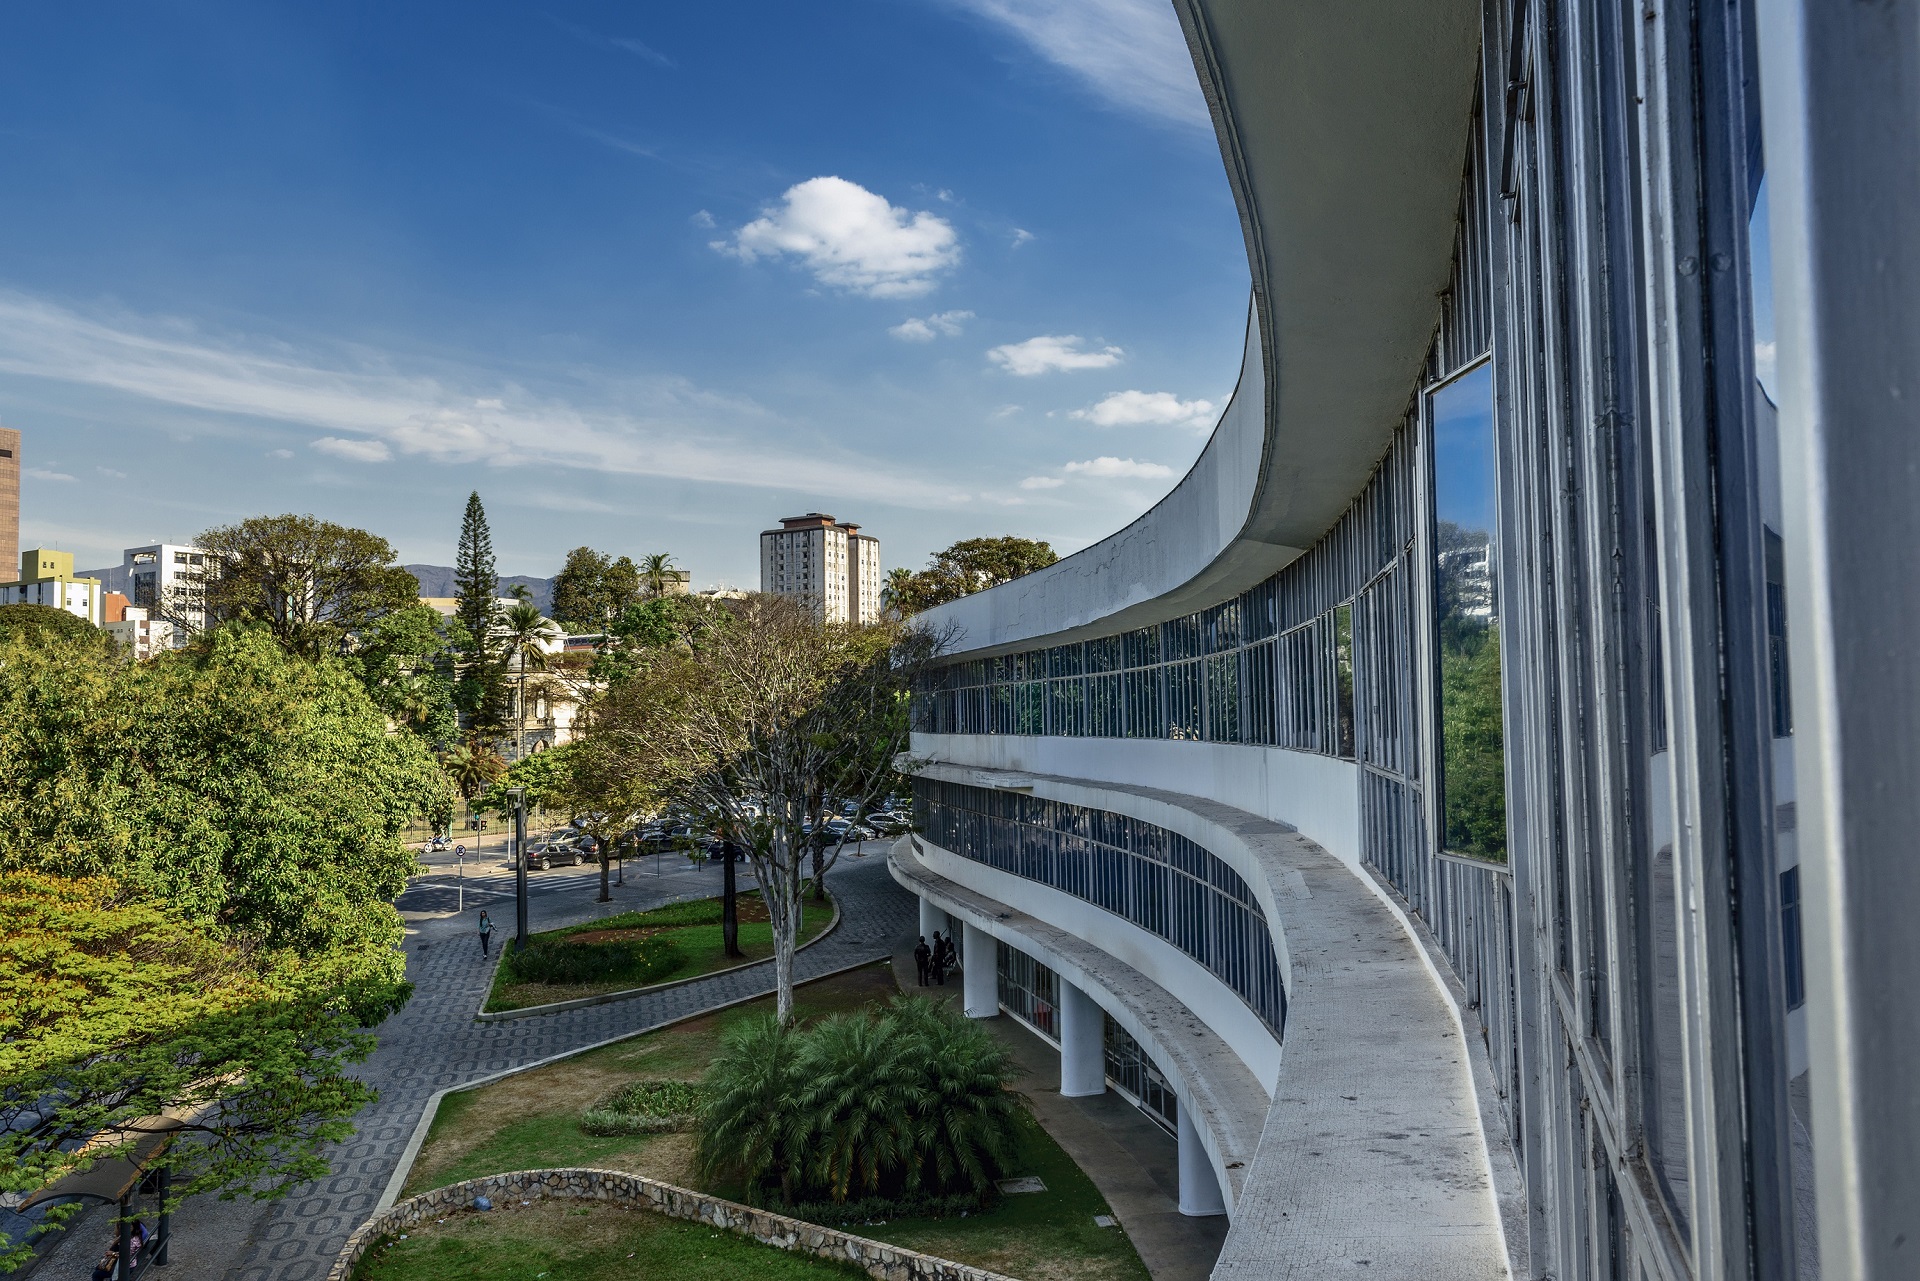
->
[639,551,680,599]
[452,493,505,721]
[196,515,420,659]
[550,546,642,632]
[577,595,939,1022]
[500,602,560,759]
[887,535,1058,614]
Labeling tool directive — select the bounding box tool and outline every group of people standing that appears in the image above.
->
[913,930,958,986]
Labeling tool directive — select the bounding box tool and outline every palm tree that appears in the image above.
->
[640,552,679,599]
[501,601,560,759]
[444,733,507,805]
[881,567,918,616]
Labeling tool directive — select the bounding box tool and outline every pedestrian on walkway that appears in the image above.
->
[913,935,932,986]
[478,910,493,957]
[937,931,956,983]
[930,931,948,986]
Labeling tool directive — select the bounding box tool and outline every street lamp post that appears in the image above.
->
[507,786,528,950]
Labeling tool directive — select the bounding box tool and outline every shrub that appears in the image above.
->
[695,996,1021,1209]
[500,934,679,987]
[581,1079,710,1135]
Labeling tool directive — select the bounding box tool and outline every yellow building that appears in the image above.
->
[0,549,104,625]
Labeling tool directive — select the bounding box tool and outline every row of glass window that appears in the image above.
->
[913,606,1357,759]
[917,778,1287,1037]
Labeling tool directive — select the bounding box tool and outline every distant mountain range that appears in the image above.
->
[403,565,553,615]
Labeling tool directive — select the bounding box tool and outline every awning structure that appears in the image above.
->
[17,1098,219,1212]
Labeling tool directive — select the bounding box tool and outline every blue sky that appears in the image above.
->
[0,1,1248,586]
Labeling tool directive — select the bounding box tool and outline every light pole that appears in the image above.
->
[507,786,528,950]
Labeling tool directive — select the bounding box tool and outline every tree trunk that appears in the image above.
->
[722,843,742,958]
[810,839,827,903]
[598,845,611,902]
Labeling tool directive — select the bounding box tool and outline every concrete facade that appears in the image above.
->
[1,549,103,625]
[892,1,1896,1278]
[760,513,881,624]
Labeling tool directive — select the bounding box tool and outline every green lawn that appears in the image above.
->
[482,890,833,1013]
[352,1198,864,1281]
[407,965,1149,1281]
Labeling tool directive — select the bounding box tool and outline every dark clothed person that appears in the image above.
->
[478,910,493,956]
[913,937,932,986]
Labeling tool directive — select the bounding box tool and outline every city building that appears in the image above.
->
[105,606,174,660]
[0,549,102,624]
[0,427,17,585]
[82,544,208,642]
[894,4,1914,1280]
[760,513,881,623]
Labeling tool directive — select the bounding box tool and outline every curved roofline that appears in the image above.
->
[923,0,1481,659]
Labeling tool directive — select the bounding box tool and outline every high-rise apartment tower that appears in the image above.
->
[759,513,881,623]
[0,428,18,585]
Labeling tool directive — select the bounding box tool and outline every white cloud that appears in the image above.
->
[1019,475,1066,489]
[25,466,75,482]
[473,397,504,410]
[1011,228,1035,248]
[714,177,961,299]
[311,435,393,463]
[96,466,128,479]
[992,404,1022,418]
[1063,455,1173,479]
[939,0,1209,128]
[691,209,716,228]
[1755,340,1778,401]
[987,334,1123,376]
[1071,388,1216,430]
[0,290,962,506]
[890,310,975,341]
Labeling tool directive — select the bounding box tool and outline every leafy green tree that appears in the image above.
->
[452,492,507,723]
[550,546,642,633]
[638,551,680,599]
[886,536,1057,614]
[0,602,109,652]
[345,603,458,745]
[0,625,449,982]
[443,734,508,810]
[196,515,420,660]
[0,873,382,1269]
[579,594,938,1022]
[589,595,731,685]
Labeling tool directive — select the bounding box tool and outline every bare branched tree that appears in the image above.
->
[576,595,942,1023]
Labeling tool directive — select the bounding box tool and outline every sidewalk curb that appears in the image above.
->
[375,946,894,1214]
[473,888,843,1022]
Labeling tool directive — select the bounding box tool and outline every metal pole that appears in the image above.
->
[509,787,528,949]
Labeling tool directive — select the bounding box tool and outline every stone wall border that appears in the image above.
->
[332,1167,1016,1281]
[475,885,842,1022]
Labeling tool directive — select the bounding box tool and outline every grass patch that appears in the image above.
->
[482,890,832,1013]
[352,1197,864,1281]
[406,965,1147,1281]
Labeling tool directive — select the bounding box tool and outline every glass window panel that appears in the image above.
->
[1431,363,1508,861]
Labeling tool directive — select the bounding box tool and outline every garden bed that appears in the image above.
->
[408,965,1149,1281]
[351,1195,867,1281]
[482,890,832,1013]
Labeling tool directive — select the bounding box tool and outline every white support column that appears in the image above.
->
[961,921,996,1019]
[1058,980,1105,1098]
[917,895,942,943]
[1177,1100,1227,1217]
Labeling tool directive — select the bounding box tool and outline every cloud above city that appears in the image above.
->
[890,310,976,341]
[1063,455,1172,478]
[712,176,962,299]
[0,290,961,505]
[1071,388,1215,430]
[987,334,1123,376]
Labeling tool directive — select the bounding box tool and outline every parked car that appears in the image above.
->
[524,837,588,870]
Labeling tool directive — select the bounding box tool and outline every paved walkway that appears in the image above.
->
[30,849,914,1281]
[890,943,1229,1281]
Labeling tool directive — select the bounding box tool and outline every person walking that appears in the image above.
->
[478,909,494,957]
[913,936,932,986]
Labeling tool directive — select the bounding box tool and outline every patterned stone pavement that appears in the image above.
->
[35,849,914,1281]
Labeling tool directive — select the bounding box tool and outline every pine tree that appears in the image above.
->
[454,492,496,657]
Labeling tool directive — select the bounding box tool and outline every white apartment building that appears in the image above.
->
[105,606,174,660]
[0,549,102,624]
[759,513,881,624]
[83,544,208,642]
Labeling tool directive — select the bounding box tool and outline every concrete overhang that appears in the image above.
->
[924,0,1481,659]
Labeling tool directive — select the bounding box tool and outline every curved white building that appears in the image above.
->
[892,3,1920,1279]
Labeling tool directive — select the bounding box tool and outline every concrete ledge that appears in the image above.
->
[332,1167,1015,1281]
[474,889,841,1022]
